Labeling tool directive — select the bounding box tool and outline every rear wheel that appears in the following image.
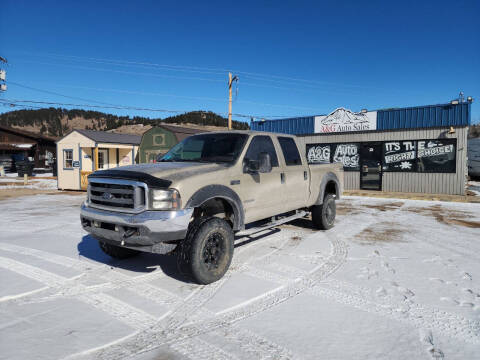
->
[311,193,336,230]
[177,217,234,284]
[99,241,141,259]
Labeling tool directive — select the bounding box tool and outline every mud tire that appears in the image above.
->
[312,193,336,230]
[177,217,234,285]
[99,241,141,259]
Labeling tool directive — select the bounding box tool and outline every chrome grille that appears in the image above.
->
[88,178,146,213]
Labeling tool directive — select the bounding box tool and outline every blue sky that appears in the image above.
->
[0,0,479,123]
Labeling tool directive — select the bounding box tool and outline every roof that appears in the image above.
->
[251,102,471,135]
[0,125,58,142]
[156,124,208,142]
[74,129,142,145]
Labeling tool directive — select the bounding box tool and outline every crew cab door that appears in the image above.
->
[276,136,310,212]
[237,135,285,223]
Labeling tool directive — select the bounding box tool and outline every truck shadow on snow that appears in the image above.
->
[77,235,190,282]
[77,227,287,283]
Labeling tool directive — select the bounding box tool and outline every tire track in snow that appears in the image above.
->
[0,242,178,307]
[80,293,157,331]
[151,230,298,333]
[0,256,158,331]
[217,326,296,360]
[0,256,73,287]
[308,285,480,344]
[73,235,347,360]
[183,309,297,360]
[170,337,239,360]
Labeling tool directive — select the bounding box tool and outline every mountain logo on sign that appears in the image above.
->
[320,108,371,126]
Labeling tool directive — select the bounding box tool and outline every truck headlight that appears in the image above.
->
[150,189,181,210]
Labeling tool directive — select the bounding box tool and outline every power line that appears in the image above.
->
[9,80,320,112]
[14,50,370,91]
[8,81,123,107]
[16,60,225,84]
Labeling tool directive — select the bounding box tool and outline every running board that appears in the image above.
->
[236,210,308,237]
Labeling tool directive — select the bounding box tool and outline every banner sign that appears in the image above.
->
[308,139,456,173]
[331,143,360,170]
[306,143,360,171]
[314,108,377,133]
[417,139,456,173]
[383,141,417,171]
[306,144,331,164]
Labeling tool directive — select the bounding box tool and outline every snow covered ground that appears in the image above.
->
[0,194,479,360]
[469,181,480,197]
[0,174,57,190]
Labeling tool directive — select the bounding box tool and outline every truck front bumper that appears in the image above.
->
[80,203,193,254]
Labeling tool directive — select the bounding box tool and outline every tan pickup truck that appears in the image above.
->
[81,131,343,284]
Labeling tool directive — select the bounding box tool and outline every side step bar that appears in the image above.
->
[236,210,308,237]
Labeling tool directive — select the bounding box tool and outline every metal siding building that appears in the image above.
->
[251,102,472,195]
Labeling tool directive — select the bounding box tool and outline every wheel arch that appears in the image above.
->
[185,185,245,231]
[315,172,341,205]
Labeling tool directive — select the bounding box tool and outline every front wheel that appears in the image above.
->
[311,193,336,230]
[177,217,234,285]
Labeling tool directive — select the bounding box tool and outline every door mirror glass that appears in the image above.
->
[258,152,272,173]
[244,159,260,173]
[243,153,272,174]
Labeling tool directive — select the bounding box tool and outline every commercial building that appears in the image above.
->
[56,130,141,190]
[251,101,472,195]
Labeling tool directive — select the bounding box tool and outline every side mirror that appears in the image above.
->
[258,152,272,173]
[243,159,259,173]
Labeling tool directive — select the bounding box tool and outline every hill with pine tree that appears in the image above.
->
[0,108,249,138]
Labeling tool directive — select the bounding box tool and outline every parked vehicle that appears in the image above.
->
[468,138,480,179]
[0,155,13,172]
[80,131,344,284]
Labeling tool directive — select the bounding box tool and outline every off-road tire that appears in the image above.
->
[311,193,336,230]
[177,217,234,285]
[99,241,141,259]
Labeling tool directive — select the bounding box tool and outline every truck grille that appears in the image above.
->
[88,179,146,212]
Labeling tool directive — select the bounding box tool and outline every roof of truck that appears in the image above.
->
[191,130,297,137]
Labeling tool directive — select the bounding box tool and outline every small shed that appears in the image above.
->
[56,129,141,190]
[139,124,206,163]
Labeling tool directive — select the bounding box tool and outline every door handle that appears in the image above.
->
[280,173,285,184]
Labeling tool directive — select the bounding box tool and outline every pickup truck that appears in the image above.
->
[81,131,343,284]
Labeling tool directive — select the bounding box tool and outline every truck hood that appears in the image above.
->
[107,162,227,182]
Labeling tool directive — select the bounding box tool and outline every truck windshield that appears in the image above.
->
[158,133,248,164]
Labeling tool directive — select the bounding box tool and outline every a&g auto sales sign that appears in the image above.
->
[314,108,377,133]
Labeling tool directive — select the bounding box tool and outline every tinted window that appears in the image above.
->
[278,137,302,166]
[244,136,279,167]
[417,139,456,173]
[159,133,248,163]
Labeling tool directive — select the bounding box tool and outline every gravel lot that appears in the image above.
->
[0,194,479,359]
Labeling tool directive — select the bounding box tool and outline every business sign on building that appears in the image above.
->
[314,108,377,133]
[306,142,360,171]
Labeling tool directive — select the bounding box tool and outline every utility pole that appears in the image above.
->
[228,72,238,130]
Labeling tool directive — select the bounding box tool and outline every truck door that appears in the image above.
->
[238,135,285,223]
[276,137,310,212]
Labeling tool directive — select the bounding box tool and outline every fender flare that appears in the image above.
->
[185,185,245,231]
[315,172,341,205]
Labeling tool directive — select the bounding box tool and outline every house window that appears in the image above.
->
[63,149,73,168]
[153,134,165,146]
